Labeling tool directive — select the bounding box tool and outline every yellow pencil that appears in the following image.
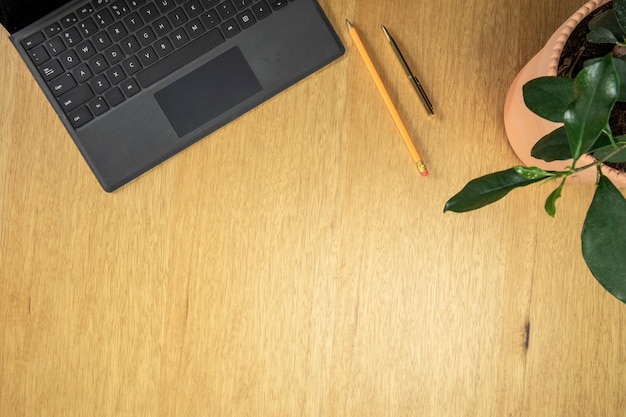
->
[346,19,428,176]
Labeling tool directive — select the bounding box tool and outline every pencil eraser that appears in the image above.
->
[421,171,429,177]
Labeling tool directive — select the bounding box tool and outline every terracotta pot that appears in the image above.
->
[504,0,626,187]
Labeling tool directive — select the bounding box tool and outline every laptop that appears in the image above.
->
[0,0,344,191]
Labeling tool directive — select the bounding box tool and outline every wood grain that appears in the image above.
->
[1,1,625,416]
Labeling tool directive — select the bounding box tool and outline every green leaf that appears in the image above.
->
[531,127,613,161]
[564,54,619,160]
[585,57,626,101]
[613,58,626,101]
[615,0,626,35]
[587,26,619,44]
[544,181,564,217]
[581,175,626,304]
[531,126,573,161]
[513,166,553,179]
[444,167,549,213]
[588,9,625,43]
[591,141,626,162]
[589,131,614,151]
[523,77,575,122]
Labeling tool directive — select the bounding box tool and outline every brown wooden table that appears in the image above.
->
[1,1,625,416]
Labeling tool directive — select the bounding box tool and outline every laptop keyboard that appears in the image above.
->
[20,0,294,129]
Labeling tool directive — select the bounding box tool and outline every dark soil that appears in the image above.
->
[557,1,626,172]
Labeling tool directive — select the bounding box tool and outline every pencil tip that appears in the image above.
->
[345,19,352,30]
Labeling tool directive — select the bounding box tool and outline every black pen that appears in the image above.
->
[382,25,434,116]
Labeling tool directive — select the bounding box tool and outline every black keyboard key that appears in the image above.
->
[185,19,206,38]
[251,1,272,20]
[124,12,144,31]
[120,78,140,97]
[76,40,97,60]
[138,46,158,66]
[91,74,111,93]
[78,18,99,37]
[201,0,220,8]
[29,45,50,65]
[93,0,112,10]
[269,0,288,10]
[217,1,237,19]
[108,21,129,41]
[220,19,240,38]
[137,26,156,46]
[200,10,221,29]
[58,84,95,112]
[77,4,95,18]
[233,0,254,11]
[168,8,188,27]
[139,3,159,23]
[127,0,147,8]
[44,23,62,37]
[89,54,110,73]
[61,28,82,47]
[107,65,127,84]
[60,13,79,28]
[59,49,81,69]
[110,0,131,17]
[121,56,142,75]
[39,59,64,81]
[154,38,174,57]
[89,97,109,116]
[73,63,94,82]
[49,73,77,96]
[155,0,176,13]
[153,17,173,37]
[237,10,256,29]
[105,87,125,107]
[94,9,115,28]
[121,35,141,55]
[22,32,45,49]
[44,36,66,56]
[93,32,113,50]
[184,0,203,17]
[68,106,93,128]
[104,45,124,64]
[136,28,224,87]
[170,28,190,48]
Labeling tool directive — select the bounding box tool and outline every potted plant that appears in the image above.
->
[444,0,626,304]
[504,0,626,186]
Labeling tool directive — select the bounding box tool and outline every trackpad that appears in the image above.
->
[155,47,262,137]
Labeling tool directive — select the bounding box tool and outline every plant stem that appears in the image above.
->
[572,143,626,173]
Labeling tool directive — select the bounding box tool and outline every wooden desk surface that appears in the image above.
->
[1,1,625,416]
